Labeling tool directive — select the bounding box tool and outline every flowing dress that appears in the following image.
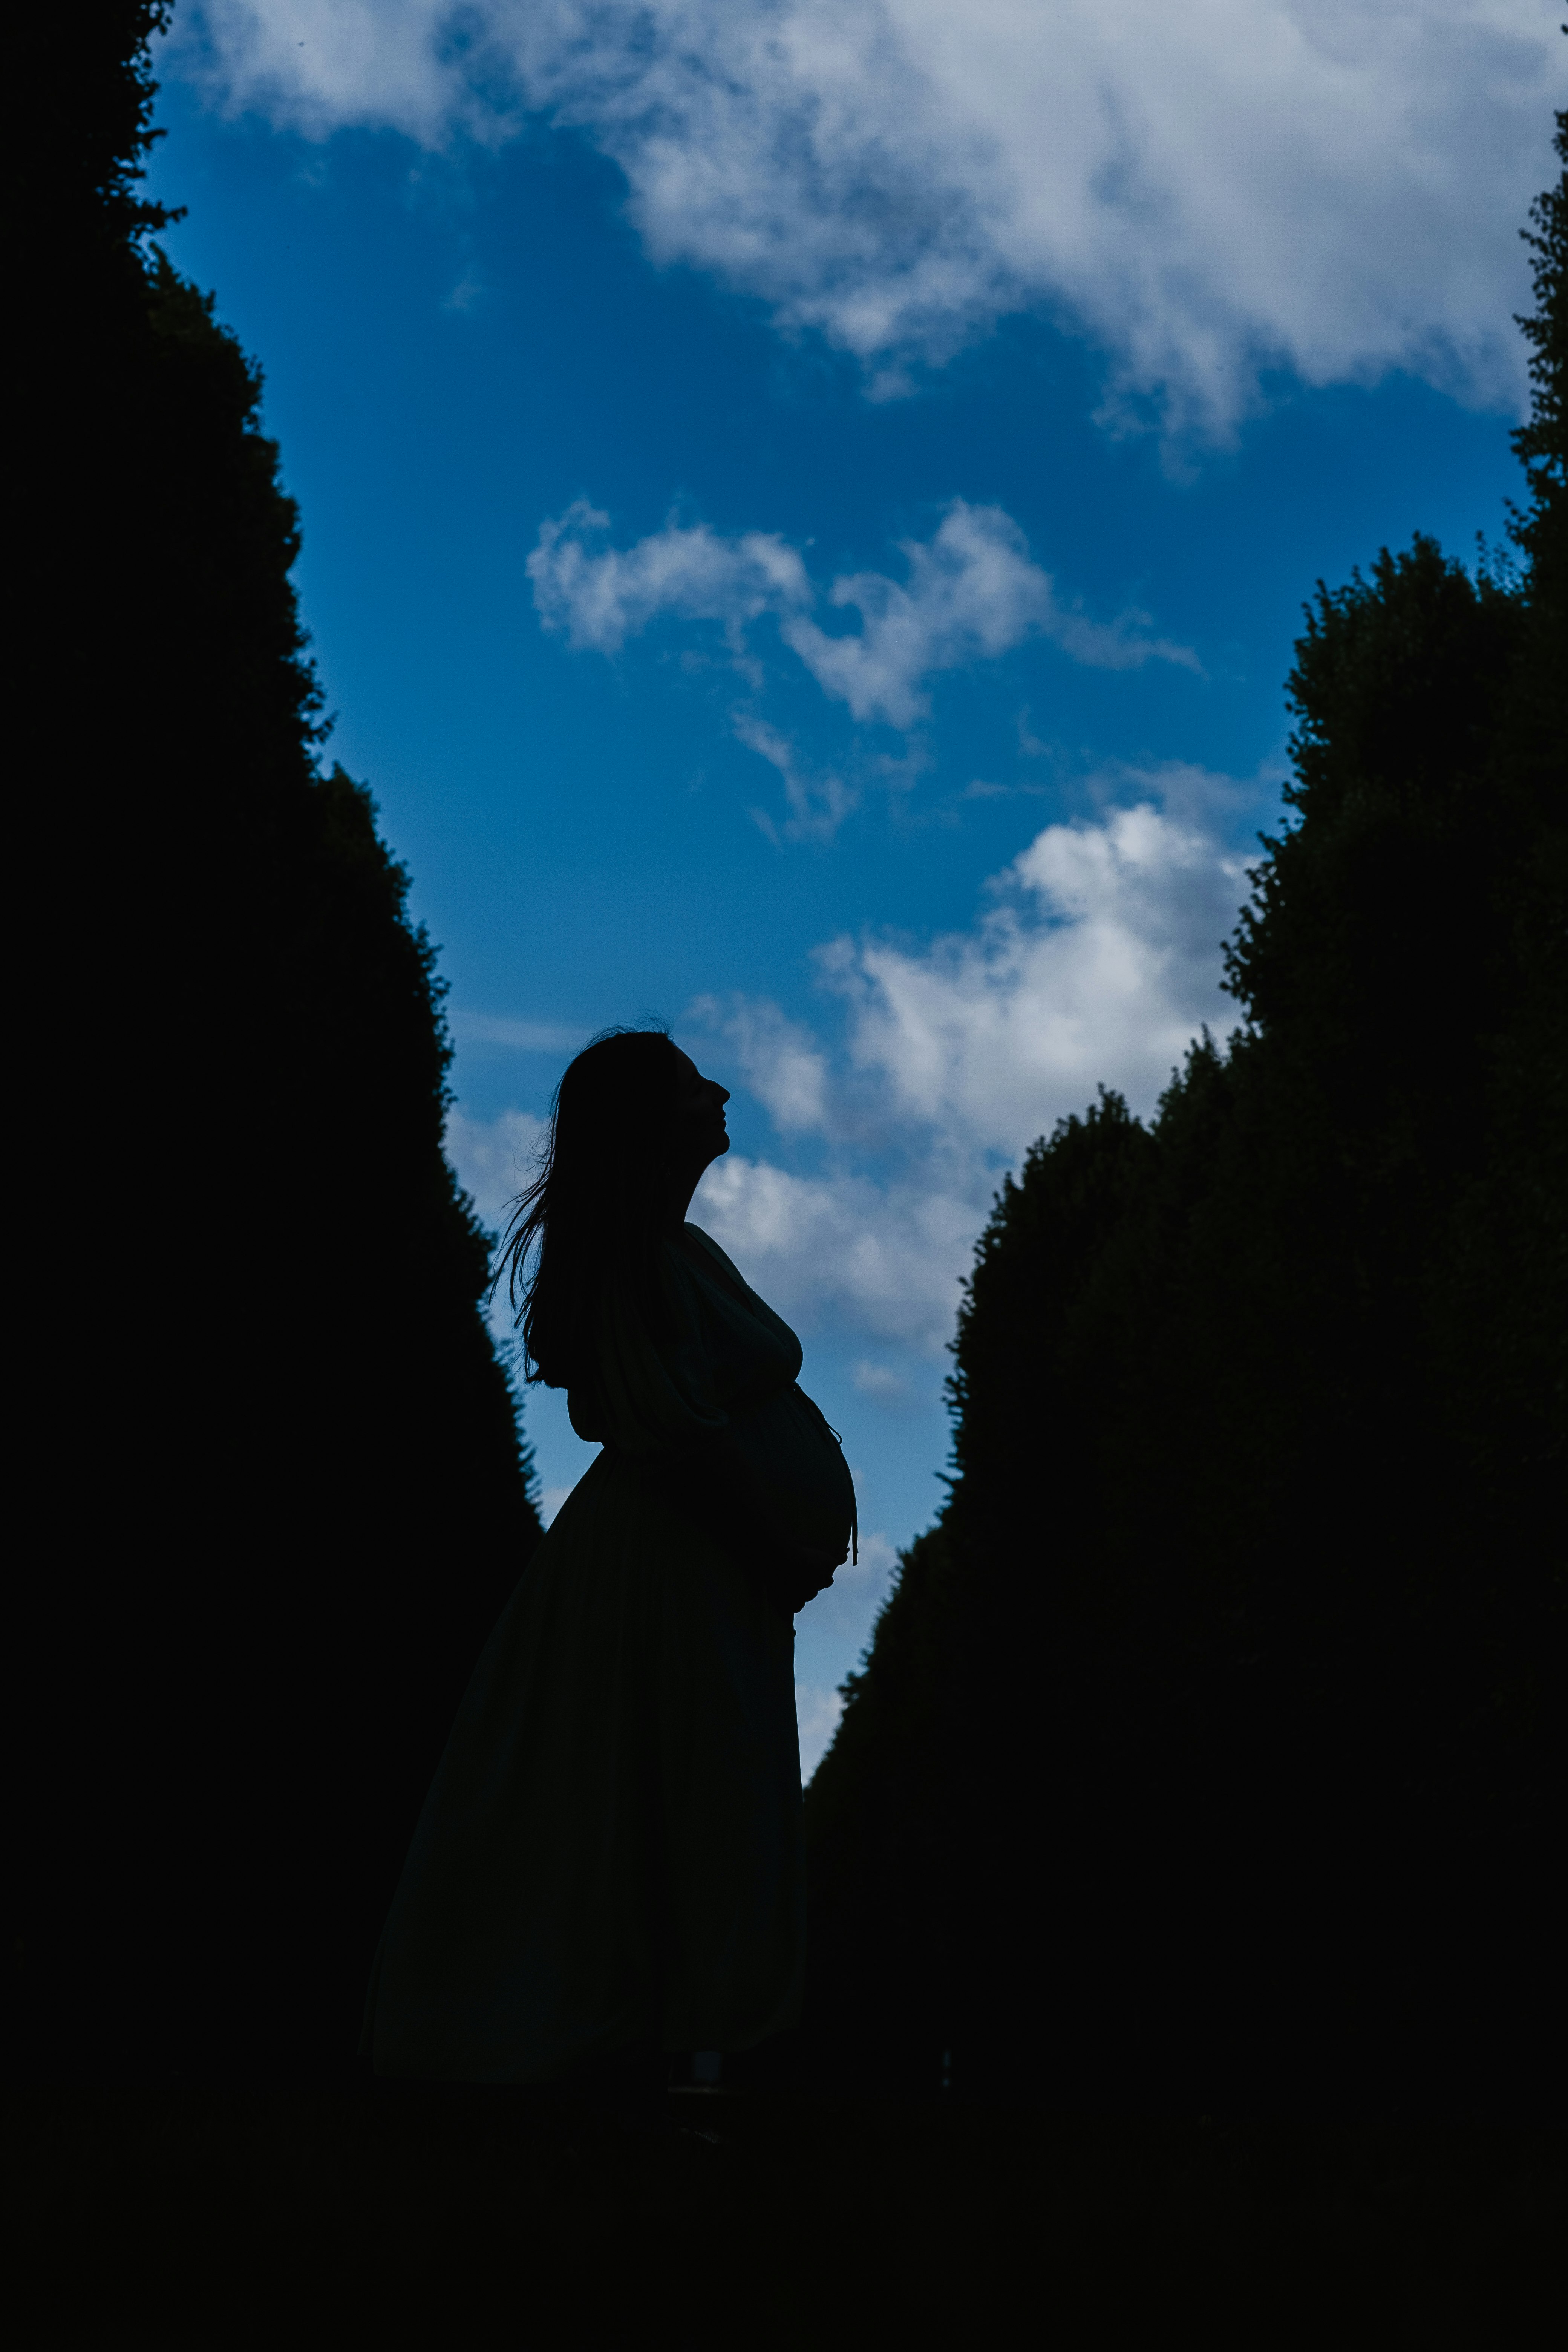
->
[363,1222,856,2081]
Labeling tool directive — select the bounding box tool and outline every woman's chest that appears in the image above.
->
[697,1289,802,1406]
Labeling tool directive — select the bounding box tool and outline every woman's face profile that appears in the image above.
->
[671,1049,730,1169]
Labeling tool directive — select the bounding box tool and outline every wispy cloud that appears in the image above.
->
[776,502,1200,728]
[449,1011,586,1055]
[439,259,488,314]
[727,716,855,844]
[527,501,810,654]
[528,499,1198,828]
[184,0,1554,437]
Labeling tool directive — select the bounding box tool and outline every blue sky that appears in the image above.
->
[150,3,1559,1770]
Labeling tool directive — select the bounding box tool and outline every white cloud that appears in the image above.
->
[830,786,1249,1154]
[526,500,809,654]
[183,0,1557,434]
[529,498,1195,734]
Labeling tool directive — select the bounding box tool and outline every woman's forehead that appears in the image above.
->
[672,1048,700,1082]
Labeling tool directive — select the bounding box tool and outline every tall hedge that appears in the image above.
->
[805,110,1566,2112]
[10,4,541,2080]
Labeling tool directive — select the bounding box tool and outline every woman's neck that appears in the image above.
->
[660,1169,704,1234]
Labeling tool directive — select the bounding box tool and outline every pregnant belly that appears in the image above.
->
[724,1384,856,1557]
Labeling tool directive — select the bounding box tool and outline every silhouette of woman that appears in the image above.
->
[363,1026,854,2087]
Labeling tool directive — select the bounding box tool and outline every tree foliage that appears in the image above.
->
[805,112,1566,2110]
[11,5,541,2079]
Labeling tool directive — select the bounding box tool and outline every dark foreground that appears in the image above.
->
[5,2087,1562,2347]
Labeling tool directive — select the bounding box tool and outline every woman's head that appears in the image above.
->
[493,1025,730,1386]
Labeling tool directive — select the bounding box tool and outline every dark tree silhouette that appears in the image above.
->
[804,108,1566,2112]
[9,5,542,2080]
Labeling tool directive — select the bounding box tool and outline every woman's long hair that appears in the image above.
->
[492,1024,681,1389]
